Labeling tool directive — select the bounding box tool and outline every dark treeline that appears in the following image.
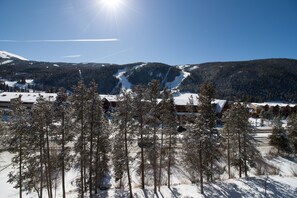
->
[1,58,297,102]
[1,80,297,197]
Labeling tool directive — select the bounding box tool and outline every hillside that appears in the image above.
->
[1,52,297,102]
[180,59,297,102]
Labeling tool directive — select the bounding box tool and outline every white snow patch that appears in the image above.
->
[267,157,297,176]
[188,65,199,71]
[4,81,18,87]
[0,51,28,61]
[177,64,190,70]
[53,64,59,67]
[0,60,13,65]
[134,63,147,70]
[25,79,34,84]
[166,70,190,89]
[114,68,132,91]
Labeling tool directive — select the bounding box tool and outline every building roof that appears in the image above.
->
[172,92,227,113]
[99,94,118,102]
[251,102,297,108]
[0,92,57,104]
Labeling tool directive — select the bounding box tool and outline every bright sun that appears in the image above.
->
[101,0,123,11]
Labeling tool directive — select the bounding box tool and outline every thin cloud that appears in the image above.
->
[62,54,81,58]
[0,38,118,43]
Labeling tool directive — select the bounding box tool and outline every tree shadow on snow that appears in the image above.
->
[169,187,181,198]
[203,177,297,198]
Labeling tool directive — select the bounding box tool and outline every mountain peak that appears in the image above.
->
[0,50,28,61]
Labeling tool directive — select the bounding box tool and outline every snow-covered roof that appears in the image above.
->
[97,92,227,113]
[172,92,227,113]
[25,79,34,84]
[252,102,297,108]
[100,94,118,102]
[0,92,57,104]
[4,81,18,87]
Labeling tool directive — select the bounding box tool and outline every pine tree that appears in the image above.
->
[288,113,297,154]
[71,81,89,198]
[159,89,177,188]
[7,97,32,198]
[32,97,55,198]
[132,85,147,189]
[112,127,125,189]
[94,119,110,193]
[223,103,260,178]
[52,88,73,198]
[87,81,97,197]
[145,80,160,194]
[269,116,291,154]
[86,80,110,196]
[113,91,134,197]
[184,82,219,194]
[222,110,232,179]
[31,102,46,198]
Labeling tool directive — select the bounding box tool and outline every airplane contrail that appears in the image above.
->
[62,54,81,58]
[0,38,118,42]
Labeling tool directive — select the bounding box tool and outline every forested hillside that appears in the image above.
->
[1,54,297,102]
[180,59,297,102]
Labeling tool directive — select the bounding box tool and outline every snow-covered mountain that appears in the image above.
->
[1,50,297,102]
[0,50,28,61]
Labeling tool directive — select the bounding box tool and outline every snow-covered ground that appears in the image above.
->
[1,117,296,197]
[0,151,79,198]
[1,142,297,197]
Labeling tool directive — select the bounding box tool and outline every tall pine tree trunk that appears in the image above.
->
[94,134,100,194]
[238,132,242,178]
[227,128,231,179]
[199,140,204,194]
[158,126,164,190]
[80,119,84,198]
[61,115,66,198]
[46,126,53,198]
[39,133,43,198]
[124,127,133,198]
[210,138,214,182]
[140,124,145,190]
[89,110,94,198]
[167,131,172,188]
[19,137,22,198]
[83,141,87,193]
[243,133,248,177]
[153,123,157,194]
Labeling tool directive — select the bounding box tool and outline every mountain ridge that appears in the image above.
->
[1,51,297,102]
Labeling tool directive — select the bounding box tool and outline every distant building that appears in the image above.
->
[99,92,228,123]
[246,102,297,117]
[0,92,57,108]
[171,93,227,124]
[100,94,117,114]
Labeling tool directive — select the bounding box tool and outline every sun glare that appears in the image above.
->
[101,0,123,11]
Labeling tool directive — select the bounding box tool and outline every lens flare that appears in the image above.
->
[101,0,123,11]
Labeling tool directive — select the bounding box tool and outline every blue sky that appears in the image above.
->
[0,0,296,65]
